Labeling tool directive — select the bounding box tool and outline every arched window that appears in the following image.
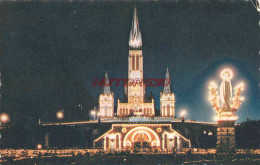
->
[167,105,170,116]
[116,135,119,149]
[105,106,108,117]
[174,137,177,149]
[106,137,109,149]
[163,106,165,116]
[132,55,135,70]
[164,134,168,149]
[136,55,139,70]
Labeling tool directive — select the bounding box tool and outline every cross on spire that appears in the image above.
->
[129,6,142,49]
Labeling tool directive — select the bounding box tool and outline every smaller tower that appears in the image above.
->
[160,68,175,117]
[99,72,114,118]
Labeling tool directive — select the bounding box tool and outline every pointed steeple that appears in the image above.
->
[129,6,142,49]
[163,67,171,94]
[103,71,111,94]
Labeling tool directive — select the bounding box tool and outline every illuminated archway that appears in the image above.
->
[123,126,160,147]
[131,131,152,142]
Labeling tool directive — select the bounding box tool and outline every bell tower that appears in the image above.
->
[117,6,154,117]
[128,6,144,104]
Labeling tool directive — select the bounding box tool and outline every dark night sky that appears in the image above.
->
[0,0,259,123]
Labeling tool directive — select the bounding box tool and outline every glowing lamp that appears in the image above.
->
[0,113,10,124]
[37,144,42,150]
[180,110,186,117]
[56,111,64,120]
[91,111,96,116]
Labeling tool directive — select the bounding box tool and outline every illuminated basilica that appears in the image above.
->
[95,7,190,151]
[41,7,218,153]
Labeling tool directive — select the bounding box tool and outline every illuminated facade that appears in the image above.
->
[98,7,178,119]
[95,7,189,151]
[94,124,190,151]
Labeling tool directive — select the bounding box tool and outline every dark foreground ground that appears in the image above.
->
[1,153,260,165]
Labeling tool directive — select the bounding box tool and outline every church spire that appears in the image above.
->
[129,6,142,49]
[103,71,111,94]
[163,67,171,94]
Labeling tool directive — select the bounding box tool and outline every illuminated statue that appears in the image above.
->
[208,68,245,152]
[209,68,244,118]
[219,69,233,108]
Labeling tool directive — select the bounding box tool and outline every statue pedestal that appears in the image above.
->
[217,120,236,153]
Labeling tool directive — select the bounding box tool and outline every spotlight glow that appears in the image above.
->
[220,68,233,80]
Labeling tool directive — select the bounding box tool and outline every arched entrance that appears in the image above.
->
[133,131,151,150]
[123,126,160,150]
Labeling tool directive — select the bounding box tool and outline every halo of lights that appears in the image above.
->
[220,68,233,80]
[0,113,10,124]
